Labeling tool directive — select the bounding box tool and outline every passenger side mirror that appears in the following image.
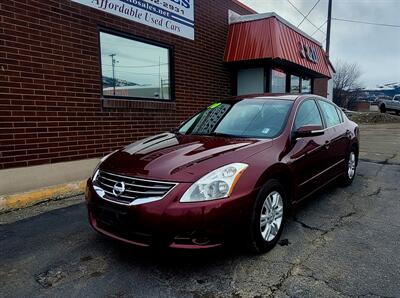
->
[294,125,324,139]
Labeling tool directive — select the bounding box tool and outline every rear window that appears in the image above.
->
[318,100,341,128]
[335,107,344,122]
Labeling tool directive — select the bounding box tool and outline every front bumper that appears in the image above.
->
[85,179,256,249]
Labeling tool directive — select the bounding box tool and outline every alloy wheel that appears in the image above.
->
[260,191,284,242]
[348,151,356,179]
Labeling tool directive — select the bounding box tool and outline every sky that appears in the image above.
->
[241,0,400,88]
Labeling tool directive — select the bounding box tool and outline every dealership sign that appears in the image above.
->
[72,0,194,40]
[299,41,318,64]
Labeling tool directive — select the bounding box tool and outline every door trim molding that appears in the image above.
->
[299,158,345,187]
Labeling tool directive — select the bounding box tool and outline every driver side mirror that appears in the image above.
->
[293,125,324,140]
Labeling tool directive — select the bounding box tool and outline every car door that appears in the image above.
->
[317,100,350,178]
[394,96,400,110]
[287,99,332,201]
[386,98,394,110]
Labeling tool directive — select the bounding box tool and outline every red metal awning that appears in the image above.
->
[224,15,331,78]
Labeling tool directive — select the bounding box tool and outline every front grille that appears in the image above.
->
[96,170,177,205]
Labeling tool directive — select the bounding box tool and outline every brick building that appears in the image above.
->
[0,0,331,194]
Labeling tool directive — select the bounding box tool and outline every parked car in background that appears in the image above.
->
[86,95,359,253]
[378,95,400,114]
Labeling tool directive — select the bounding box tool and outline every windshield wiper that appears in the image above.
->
[209,132,240,138]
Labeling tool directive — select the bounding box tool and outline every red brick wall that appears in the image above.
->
[0,0,253,169]
[313,78,328,98]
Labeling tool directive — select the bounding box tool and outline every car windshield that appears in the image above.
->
[178,99,293,138]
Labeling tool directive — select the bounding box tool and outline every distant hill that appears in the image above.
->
[359,82,400,100]
[102,76,140,89]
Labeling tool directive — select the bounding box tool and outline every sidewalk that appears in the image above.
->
[0,158,99,212]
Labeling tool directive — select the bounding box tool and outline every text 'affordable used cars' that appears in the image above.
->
[85,95,359,253]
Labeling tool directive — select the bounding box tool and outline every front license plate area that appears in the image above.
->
[95,206,128,227]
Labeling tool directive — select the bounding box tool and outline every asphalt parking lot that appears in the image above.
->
[1,124,400,298]
[359,123,400,165]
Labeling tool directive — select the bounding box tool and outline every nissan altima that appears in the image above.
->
[85,95,359,253]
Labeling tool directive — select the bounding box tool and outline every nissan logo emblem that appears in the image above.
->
[112,181,125,197]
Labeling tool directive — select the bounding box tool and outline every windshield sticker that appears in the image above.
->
[262,128,271,135]
[194,104,229,134]
[208,102,221,109]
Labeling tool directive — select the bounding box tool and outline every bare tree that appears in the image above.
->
[333,60,363,107]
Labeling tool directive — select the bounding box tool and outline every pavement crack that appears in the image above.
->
[266,262,298,297]
[359,292,396,298]
[367,186,382,197]
[293,217,327,232]
[295,269,352,298]
[359,157,397,166]
[317,210,357,238]
[339,211,356,221]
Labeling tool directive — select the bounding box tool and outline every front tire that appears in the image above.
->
[247,179,286,253]
[342,149,357,186]
[380,104,386,113]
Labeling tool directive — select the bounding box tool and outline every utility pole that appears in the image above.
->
[110,53,117,96]
[326,0,332,56]
[158,56,161,99]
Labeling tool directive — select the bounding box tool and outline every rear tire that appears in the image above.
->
[247,179,287,254]
[342,148,357,186]
[380,105,386,113]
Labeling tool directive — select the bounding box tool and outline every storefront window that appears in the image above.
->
[301,78,312,94]
[271,69,286,93]
[100,31,171,100]
[290,75,300,93]
[237,68,264,96]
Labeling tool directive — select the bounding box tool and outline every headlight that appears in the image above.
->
[92,150,118,181]
[180,163,248,203]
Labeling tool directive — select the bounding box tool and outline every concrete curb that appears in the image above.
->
[0,180,86,213]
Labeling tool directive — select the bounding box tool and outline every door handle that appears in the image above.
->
[324,140,330,149]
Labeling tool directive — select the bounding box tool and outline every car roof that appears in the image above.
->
[247,94,301,101]
[233,93,325,102]
[220,94,330,106]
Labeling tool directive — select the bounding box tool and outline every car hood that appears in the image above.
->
[100,133,273,182]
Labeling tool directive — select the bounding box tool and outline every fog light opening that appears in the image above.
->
[192,236,211,246]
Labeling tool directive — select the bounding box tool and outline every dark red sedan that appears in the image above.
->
[85,95,359,253]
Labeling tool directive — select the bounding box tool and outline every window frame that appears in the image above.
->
[285,71,314,94]
[98,27,175,102]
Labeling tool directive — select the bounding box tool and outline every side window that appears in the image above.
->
[294,100,323,130]
[319,100,341,127]
[178,113,201,134]
[335,107,344,122]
